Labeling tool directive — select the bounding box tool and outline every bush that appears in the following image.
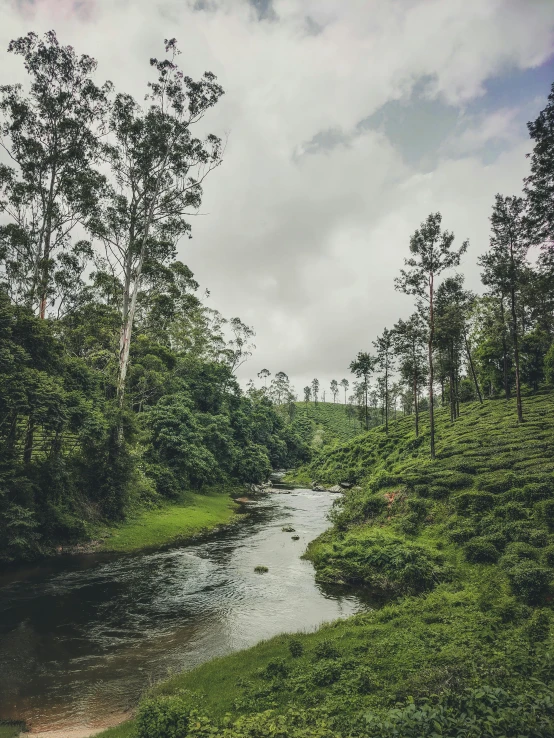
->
[288,639,304,658]
[523,482,552,502]
[428,484,450,499]
[537,499,554,531]
[527,528,549,547]
[494,502,528,521]
[261,659,289,680]
[439,471,473,490]
[454,491,495,514]
[526,609,551,642]
[505,560,551,604]
[313,640,340,661]
[476,471,517,494]
[464,537,499,564]
[503,542,540,561]
[136,695,191,738]
[309,660,342,686]
[543,544,554,566]
[362,494,387,518]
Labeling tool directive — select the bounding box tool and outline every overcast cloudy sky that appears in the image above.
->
[3,0,554,397]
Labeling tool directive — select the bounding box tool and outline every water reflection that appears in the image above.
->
[0,490,368,731]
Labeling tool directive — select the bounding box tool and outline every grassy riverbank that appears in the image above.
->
[97,390,554,737]
[95,491,240,553]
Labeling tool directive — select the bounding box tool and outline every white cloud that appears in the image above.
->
[1,0,553,394]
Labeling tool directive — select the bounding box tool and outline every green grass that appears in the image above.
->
[290,401,369,446]
[0,725,22,738]
[97,491,239,553]
[97,391,554,737]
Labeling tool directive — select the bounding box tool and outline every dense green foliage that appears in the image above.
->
[0,289,309,562]
[0,33,310,563]
[105,393,554,738]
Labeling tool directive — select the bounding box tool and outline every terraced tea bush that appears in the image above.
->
[454,491,496,514]
[464,537,500,563]
[525,609,551,642]
[504,560,551,604]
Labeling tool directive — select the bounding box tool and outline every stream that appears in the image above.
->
[0,488,369,734]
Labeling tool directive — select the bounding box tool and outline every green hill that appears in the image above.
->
[100,391,554,738]
[286,401,385,448]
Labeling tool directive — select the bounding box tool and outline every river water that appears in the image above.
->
[0,489,368,733]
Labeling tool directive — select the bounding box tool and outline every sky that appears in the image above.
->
[2,0,554,398]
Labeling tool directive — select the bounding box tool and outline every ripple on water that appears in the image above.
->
[0,489,369,731]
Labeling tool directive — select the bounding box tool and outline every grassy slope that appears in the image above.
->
[96,491,239,553]
[99,392,554,737]
[289,401,368,447]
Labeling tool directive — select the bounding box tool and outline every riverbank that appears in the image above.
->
[92,490,241,553]
[1,489,362,738]
[96,392,554,737]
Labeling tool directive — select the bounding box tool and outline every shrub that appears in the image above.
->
[438,471,473,490]
[447,520,476,544]
[371,471,404,491]
[494,502,528,521]
[261,659,289,680]
[406,497,428,520]
[454,491,495,514]
[537,499,554,531]
[523,482,552,502]
[428,484,450,499]
[464,537,499,564]
[288,639,304,658]
[503,542,540,561]
[505,560,551,604]
[254,565,268,573]
[313,640,340,661]
[309,660,342,686]
[526,609,550,642]
[527,529,549,547]
[476,471,517,494]
[282,526,295,532]
[136,695,191,738]
[543,544,554,566]
[362,494,387,518]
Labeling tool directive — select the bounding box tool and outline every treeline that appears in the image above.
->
[343,87,554,455]
[253,83,554,455]
[0,32,309,563]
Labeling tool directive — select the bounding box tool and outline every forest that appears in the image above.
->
[3,23,554,738]
[0,32,310,563]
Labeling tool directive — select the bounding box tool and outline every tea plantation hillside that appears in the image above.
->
[100,391,554,738]
[286,401,376,448]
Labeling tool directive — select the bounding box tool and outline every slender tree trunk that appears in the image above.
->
[364,382,369,430]
[38,156,59,319]
[116,129,176,405]
[428,273,436,459]
[23,415,35,465]
[511,284,524,422]
[385,365,389,434]
[455,364,460,418]
[464,328,483,403]
[509,238,523,422]
[500,298,510,399]
[413,374,419,437]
